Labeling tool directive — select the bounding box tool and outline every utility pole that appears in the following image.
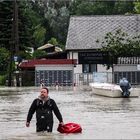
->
[14,0,19,54]
[14,0,20,87]
[8,0,19,87]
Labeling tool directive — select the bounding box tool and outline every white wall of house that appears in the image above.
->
[35,64,74,71]
[68,52,82,73]
[114,64,139,72]
[97,64,112,72]
[68,52,78,59]
[74,65,82,73]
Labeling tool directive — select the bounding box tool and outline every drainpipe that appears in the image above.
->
[72,51,75,86]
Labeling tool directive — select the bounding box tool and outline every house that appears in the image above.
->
[66,15,140,84]
[19,44,69,86]
[19,59,76,86]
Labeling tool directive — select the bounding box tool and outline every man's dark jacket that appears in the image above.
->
[27,98,63,132]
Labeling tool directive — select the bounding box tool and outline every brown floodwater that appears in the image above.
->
[0,87,140,139]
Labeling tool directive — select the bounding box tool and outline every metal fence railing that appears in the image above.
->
[74,72,113,86]
[21,71,140,86]
[74,72,140,86]
[114,71,140,85]
[74,73,93,86]
[2,71,140,87]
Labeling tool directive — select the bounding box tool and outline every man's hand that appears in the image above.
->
[26,122,30,127]
[59,122,64,126]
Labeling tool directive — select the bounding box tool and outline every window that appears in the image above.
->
[82,64,97,73]
[90,64,97,73]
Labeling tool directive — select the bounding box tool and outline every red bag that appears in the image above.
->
[57,123,82,133]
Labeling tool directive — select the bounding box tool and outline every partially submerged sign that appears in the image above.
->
[78,51,109,64]
[93,72,107,83]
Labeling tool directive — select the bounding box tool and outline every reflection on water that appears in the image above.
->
[0,87,140,139]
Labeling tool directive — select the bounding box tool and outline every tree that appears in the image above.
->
[113,0,134,14]
[33,24,46,47]
[0,1,13,49]
[0,1,33,57]
[70,0,135,15]
[0,0,48,58]
[27,0,47,49]
[32,50,47,59]
[98,29,140,68]
[48,37,59,46]
[32,0,71,46]
[45,6,70,45]
[70,1,115,15]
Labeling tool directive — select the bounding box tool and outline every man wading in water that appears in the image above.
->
[26,87,64,132]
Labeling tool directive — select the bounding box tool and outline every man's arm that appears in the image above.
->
[26,99,37,127]
[52,99,63,123]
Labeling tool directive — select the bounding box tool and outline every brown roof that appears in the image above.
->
[19,59,77,69]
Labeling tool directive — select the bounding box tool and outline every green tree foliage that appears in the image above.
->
[70,0,115,15]
[33,24,46,47]
[48,37,59,46]
[0,0,46,58]
[70,0,135,15]
[29,0,71,47]
[98,29,140,68]
[134,1,140,13]
[0,1,13,49]
[0,75,7,85]
[45,5,70,45]
[113,1,134,14]
[18,1,32,51]
[0,48,10,72]
[0,0,33,58]
[32,50,47,59]
[28,0,47,49]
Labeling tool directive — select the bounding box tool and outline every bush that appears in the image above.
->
[32,50,47,59]
[0,75,7,86]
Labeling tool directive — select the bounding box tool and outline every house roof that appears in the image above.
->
[55,46,63,52]
[19,59,77,69]
[66,15,140,50]
[37,43,54,50]
[37,43,63,53]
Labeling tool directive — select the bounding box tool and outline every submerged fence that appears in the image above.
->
[74,72,112,86]
[2,71,140,86]
[114,71,140,85]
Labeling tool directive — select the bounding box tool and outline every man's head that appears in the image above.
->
[122,77,127,81]
[40,87,49,99]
